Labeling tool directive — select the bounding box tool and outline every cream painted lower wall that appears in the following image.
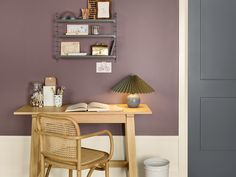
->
[0,136,179,177]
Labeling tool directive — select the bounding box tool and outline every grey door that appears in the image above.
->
[189,0,236,176]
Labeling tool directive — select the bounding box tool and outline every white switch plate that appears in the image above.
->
[96,62,112,73]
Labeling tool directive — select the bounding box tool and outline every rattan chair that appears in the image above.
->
[36,114,114,177]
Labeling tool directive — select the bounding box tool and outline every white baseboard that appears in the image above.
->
[0,136,179,177]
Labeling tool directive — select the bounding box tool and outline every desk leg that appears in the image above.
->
[125,114,137,177]
[29,115,40,177]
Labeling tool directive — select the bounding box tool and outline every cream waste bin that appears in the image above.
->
[144,157,169,177]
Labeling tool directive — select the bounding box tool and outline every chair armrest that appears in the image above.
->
[80,130,114,160]
[35,129,114,161]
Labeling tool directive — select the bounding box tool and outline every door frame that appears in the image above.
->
[179,0,188,177]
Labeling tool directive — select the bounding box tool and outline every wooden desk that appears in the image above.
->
[14,104,152,177]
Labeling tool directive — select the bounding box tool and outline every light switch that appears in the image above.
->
[96,62,112,73]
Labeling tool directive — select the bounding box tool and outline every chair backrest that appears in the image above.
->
[37,114,81,162]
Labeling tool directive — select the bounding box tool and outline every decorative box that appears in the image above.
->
[91,44,109,56]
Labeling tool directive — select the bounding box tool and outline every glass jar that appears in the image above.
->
[92,25,100,35]
[30,81,43,107]
[32,82,42,92]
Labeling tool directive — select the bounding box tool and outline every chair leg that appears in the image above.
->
[40,155,45,177]
[69,169,73,177]
[87,167,95,177]
[77,170,81,177]
[45,164,52,177]
[105,163,109,177]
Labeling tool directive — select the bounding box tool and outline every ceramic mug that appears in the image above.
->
[54,95,63,107]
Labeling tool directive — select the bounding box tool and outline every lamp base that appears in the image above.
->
[127,94,140,108]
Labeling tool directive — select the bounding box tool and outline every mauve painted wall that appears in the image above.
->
[0,0,178,135]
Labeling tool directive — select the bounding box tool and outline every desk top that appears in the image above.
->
[14,104,152,116]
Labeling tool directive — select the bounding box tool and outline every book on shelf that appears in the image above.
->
[66,24,89,35]
[110,40,116,56]
[61,42,80,56]
[65,102,123,112]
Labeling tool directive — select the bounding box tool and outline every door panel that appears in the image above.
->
[189,0,236,176]
[201,97,236,150]
[201,0,236,79]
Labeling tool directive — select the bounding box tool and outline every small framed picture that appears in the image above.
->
[96,0,111,19]
[91,44,109,55]
[66,24,89,35]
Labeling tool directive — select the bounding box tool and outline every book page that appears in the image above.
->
[65,103,88,112]
[88,102,109,111]
[65,102,123,112]
[88,102,109,109]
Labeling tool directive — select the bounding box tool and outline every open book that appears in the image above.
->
[65,102,123,112]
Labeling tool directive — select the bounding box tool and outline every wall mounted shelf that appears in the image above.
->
[53,13,117,60]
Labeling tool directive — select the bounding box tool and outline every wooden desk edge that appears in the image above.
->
[14,104,152,116]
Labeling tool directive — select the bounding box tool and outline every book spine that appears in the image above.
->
[110,40,116,56]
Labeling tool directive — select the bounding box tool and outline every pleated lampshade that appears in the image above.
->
[111,75,154,94]
[112,75,154,108]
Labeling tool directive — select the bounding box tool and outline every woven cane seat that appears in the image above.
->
[44,147,109,169]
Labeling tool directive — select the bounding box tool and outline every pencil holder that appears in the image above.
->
[54,95,63,107]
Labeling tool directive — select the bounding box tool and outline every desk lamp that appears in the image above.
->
[112,75,154,108]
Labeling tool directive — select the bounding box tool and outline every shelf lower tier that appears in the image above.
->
[55,55,116,59]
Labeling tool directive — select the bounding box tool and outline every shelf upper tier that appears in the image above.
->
[56,55,116,59]
[56,18,116,23]
[58,34,116,38]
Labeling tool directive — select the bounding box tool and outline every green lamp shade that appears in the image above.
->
[111,75,155,94]
[112,75,154,108]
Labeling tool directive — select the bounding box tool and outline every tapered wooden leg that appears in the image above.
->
[29,115,41,177]
[125,114,137,177]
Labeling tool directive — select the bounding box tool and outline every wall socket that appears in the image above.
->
[96,62,112,73]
